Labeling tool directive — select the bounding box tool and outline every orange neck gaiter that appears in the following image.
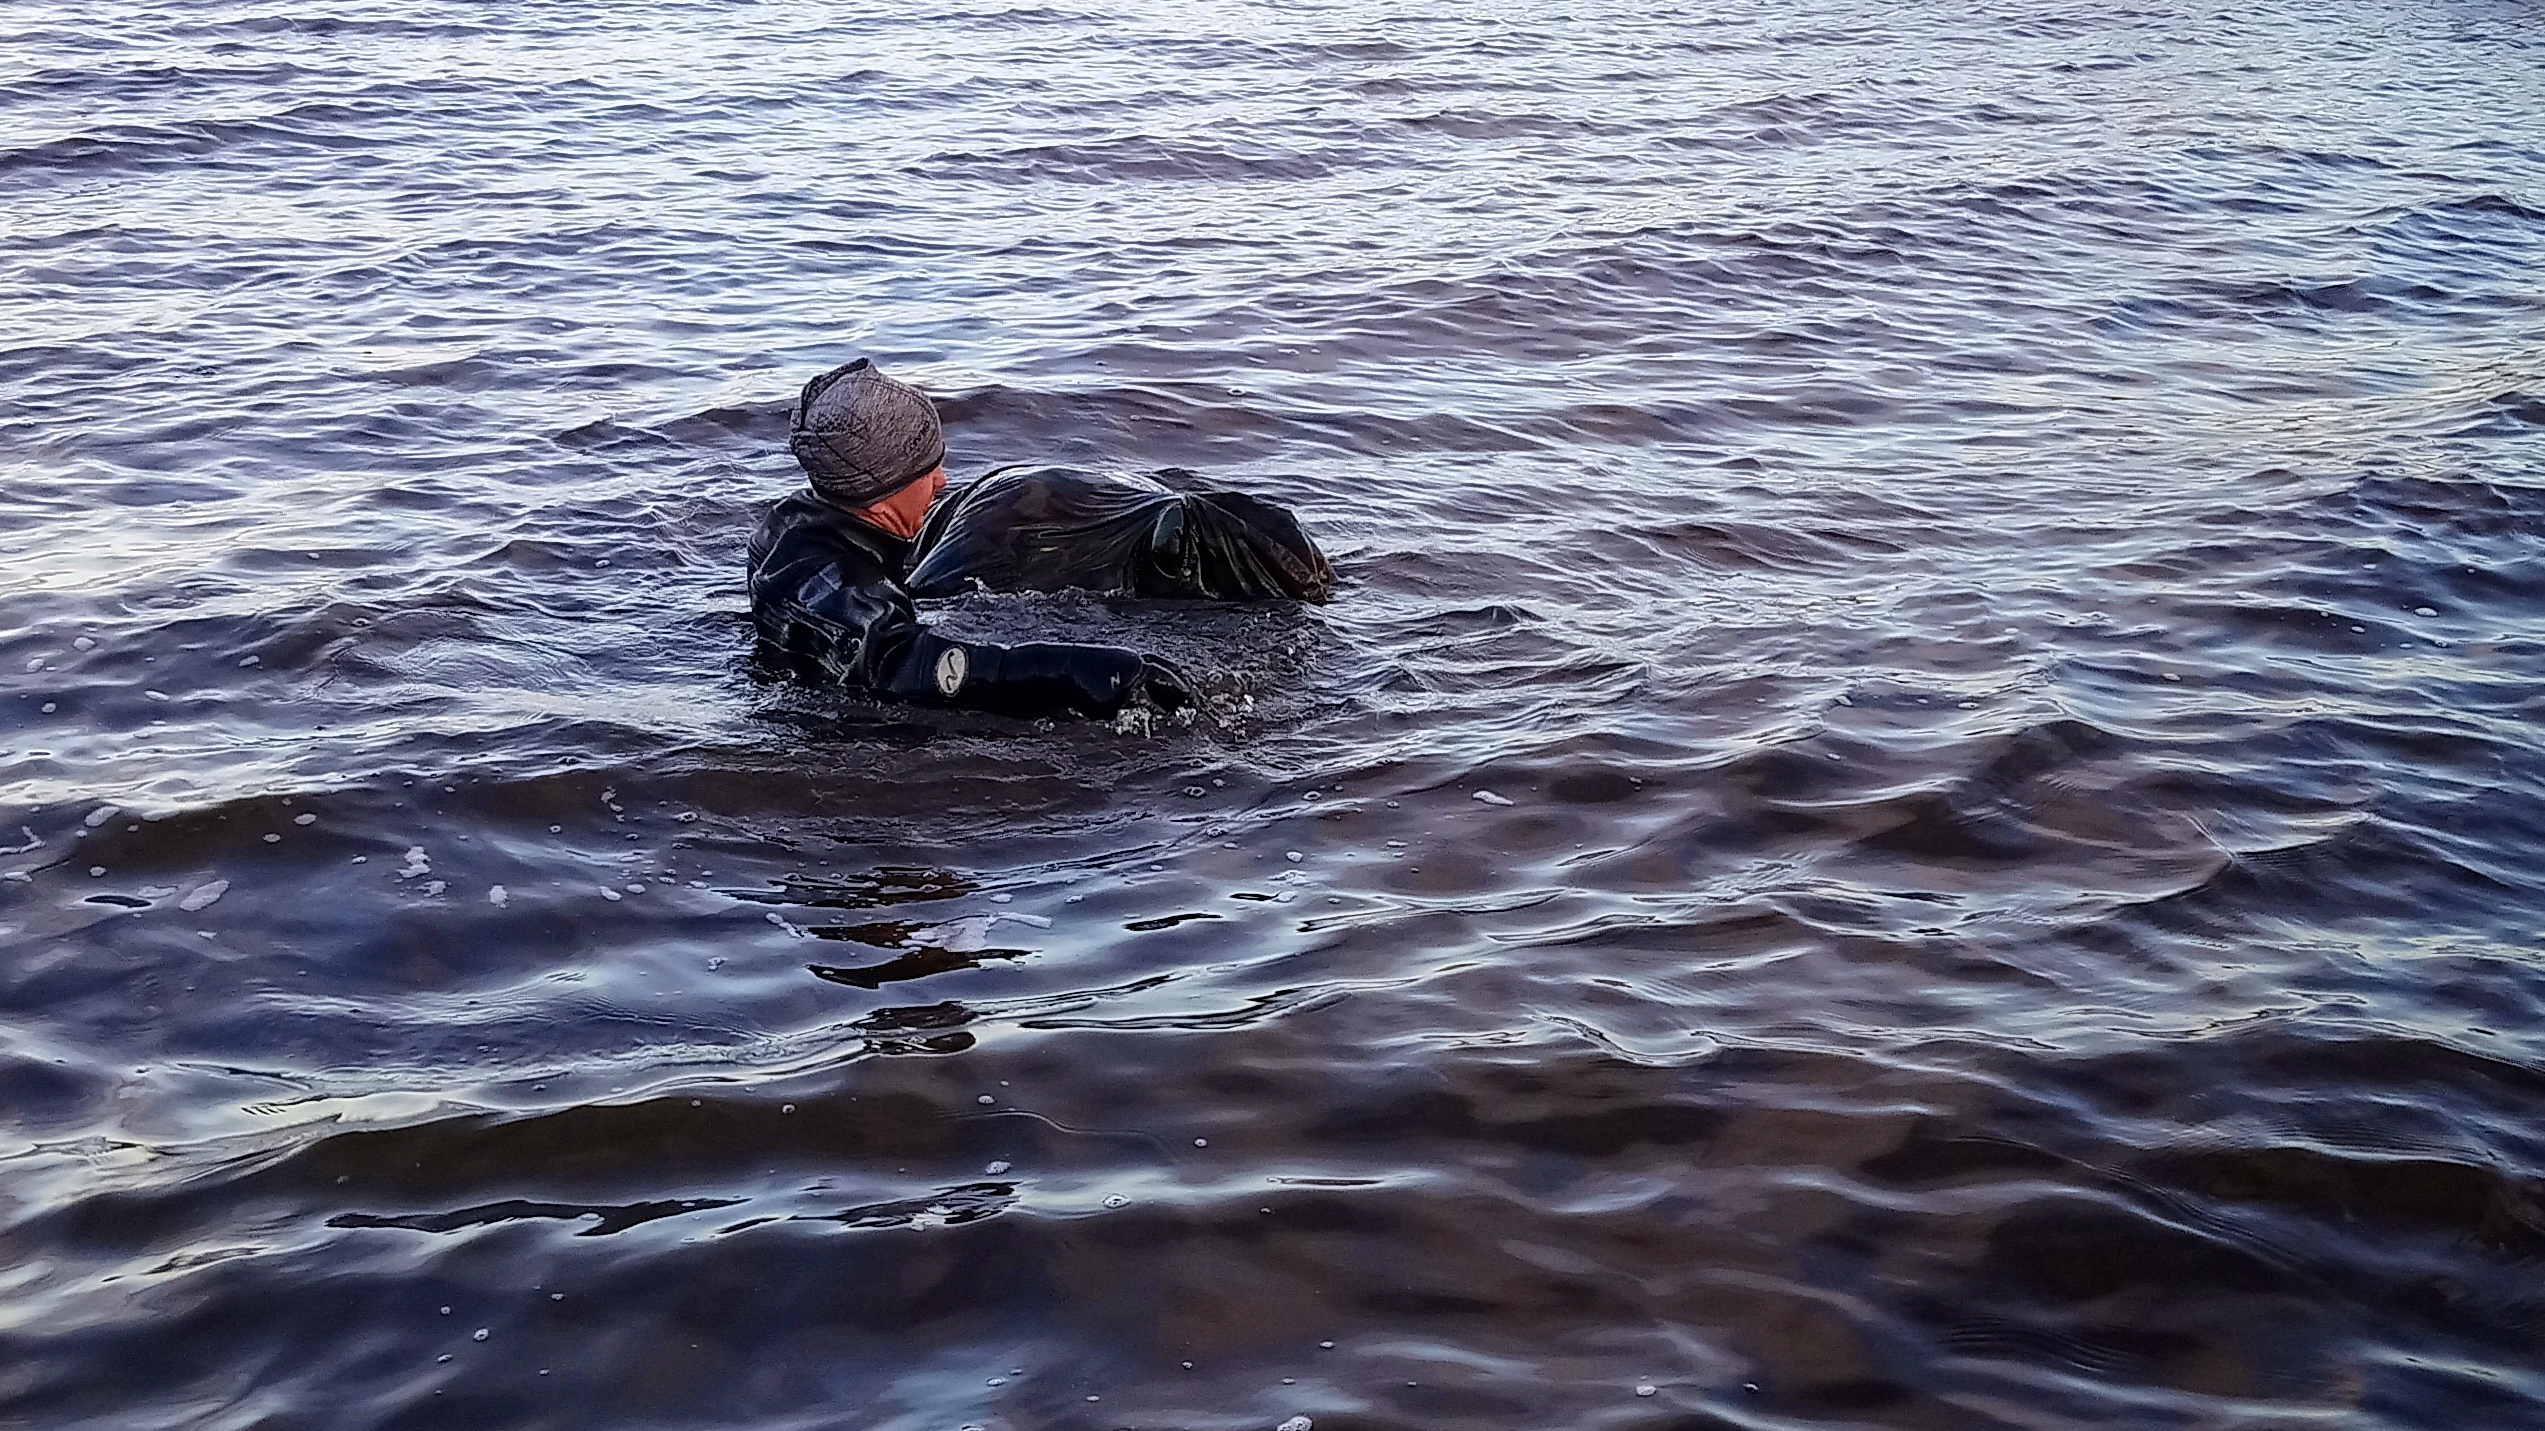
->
[854,467,946,541]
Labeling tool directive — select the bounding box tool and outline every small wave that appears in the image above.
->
[2462,390,2545,437]
[1634,518,1909,573]
[0,59,318,105]
[799,1181,1018,1231]
[330,1196,739,1237]
[164,13,506,41]
[905,135,1348,186]
[0,103,398,180]
[2141,1145,2545,1258]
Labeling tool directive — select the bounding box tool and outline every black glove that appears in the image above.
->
[1137,654,1198,712]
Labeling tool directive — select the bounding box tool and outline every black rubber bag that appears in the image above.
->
[903,466,1332,602]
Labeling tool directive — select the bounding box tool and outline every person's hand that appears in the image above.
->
[1137,654,1198,711]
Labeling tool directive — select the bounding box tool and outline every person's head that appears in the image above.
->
[789,358,948,537]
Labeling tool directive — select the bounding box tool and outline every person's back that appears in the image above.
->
[745,359,1328,717]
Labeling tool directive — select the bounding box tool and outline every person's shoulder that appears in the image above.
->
[759,487,843,527]
[750,489,895,570]
[748,489,820,559]
[750,487,825,532]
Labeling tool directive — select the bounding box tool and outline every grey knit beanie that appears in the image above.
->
[789,359,946,507]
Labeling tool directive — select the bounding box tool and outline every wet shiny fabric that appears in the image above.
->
[905,466,1334,602]
[746,468,1323,715]
[747,491,1147,715]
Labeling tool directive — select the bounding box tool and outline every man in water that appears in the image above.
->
[747,358,1330,717]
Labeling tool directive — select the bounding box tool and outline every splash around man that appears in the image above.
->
[747,359,1332,718]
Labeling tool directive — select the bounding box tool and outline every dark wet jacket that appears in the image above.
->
[747,465,1329,716]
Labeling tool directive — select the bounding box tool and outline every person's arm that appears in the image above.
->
[750,520,1191,717]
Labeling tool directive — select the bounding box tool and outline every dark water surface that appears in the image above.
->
[7,1,2545,1426]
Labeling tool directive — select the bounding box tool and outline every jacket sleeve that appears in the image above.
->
[749,526,1150,717]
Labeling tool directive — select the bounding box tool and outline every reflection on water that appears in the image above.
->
[5,0,2545,1426]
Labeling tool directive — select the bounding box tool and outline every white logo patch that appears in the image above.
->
[934,646,968,697]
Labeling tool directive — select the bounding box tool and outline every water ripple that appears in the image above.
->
[3,0,2543,1426]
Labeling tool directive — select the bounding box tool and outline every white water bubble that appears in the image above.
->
[1635,1383,1657,1397]
[84,806,119,828]
[1279,1417,1314,1431]
[88,866,105,877]
[985,1160,1011,1175]
[294,813,316,826]
[916,916,997,953]
[488,886,509,907]
[262,833,281,843]
[1473,789,1514,806]
[178,880,229,912]
[1285,851,1303,863]
[1103,1193,1128,1208]
[601,888,622,901]
[472,1328,488,1342]
[977,1094,995,1105]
